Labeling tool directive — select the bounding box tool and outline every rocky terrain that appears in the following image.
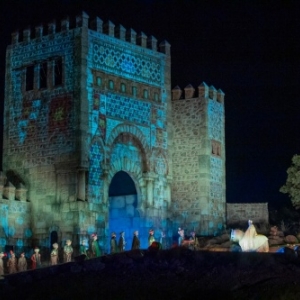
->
[1,246,300,300]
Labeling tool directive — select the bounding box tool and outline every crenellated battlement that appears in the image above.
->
[171,82,225,103]
[10,11,170,55]
[0,172,28,202]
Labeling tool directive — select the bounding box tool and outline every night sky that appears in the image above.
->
[1,0,300,209]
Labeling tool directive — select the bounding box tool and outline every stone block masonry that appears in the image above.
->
[226,203,269,225]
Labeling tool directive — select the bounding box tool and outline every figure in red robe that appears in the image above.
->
[31,247,42,269]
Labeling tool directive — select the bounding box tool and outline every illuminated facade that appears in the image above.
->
[1,12,225,252]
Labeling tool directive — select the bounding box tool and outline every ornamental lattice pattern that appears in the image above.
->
[102,93,152,126]
[92,42,162,86]
[208,99,223,141]
[210,156,223,199]
[88,142,104,203]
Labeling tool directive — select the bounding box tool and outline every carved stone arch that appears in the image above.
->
[48,225,62,235]
[107,159,144,185]
[106,123,151,171]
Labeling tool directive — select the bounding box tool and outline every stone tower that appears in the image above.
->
[171,83,226,236]
[1,12,225,253]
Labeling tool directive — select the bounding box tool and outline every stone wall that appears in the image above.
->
[226,203,269,225]
[171,83,226,236]
[0,176,31,252]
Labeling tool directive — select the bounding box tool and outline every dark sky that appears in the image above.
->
[1,0,300,209]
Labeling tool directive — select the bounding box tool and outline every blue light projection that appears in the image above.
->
[16,216,24,225]
[87,226,96,235]
[18,120,29,144]
[88,142,104,203]
[109,171,142,250]
[16,99,42,144]
[16,239,24,247]
[0,209,9,237]
[24,228,32,238]
[102,93,151,126]
[93,41,162,86]
[208,99,223,141]
[8,227,15,237]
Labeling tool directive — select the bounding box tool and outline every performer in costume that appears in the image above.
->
[18,252,27,271]
[189,231,199,250]
[160,230,167,249]
[63,240,73,263]
[0,252,5,276]
[91,234,101,257]
[50,243,59,265]
[131,230,140,250]
[148,229,155,247]
[7,251,17,274]
[178,228,184,246]
[79,239,89,259]
[118,231,126,252]
[110,232,118,254]
[31,247,41,269]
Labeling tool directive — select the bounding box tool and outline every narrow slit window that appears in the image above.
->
[109,80,114,90]
[121,83,126,93]
[96,76,102,86]
[26,65,34,91]
[132,86,137,97]
[39,62,47,89]
[54,58,63,86]
[143,89,148,99]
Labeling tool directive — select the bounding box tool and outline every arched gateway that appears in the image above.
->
[108,171,139,250]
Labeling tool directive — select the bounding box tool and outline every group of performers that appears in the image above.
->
[110,228,199,252]
[0,228,199,276]
[0,236,95,276]
[0,250,27,275]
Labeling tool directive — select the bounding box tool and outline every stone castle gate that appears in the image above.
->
[1,12,227,254]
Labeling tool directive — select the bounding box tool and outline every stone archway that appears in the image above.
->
[108,171,140,251]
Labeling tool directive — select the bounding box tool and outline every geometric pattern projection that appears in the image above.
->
[210,156,223,183]
[93,41,162,86]
[208,100,224,141]
[103,93,151,126]
[210,156,223,199]
[88,142,104,202]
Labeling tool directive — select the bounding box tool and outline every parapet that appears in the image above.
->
[172,82,225,103]
[10,11,170,55]
[0,179,28,202]
[171,85,182,100]
[184,84,195,99]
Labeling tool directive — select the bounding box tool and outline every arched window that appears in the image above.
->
[109,80,114,90]
[154,92,159,101]
[96,76,102,86]
[121,83,126,93]
[132,86,137,97]
[143,89,148,99]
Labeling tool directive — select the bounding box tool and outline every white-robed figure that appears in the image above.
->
[239,220,257,251]
[231,220,269,252]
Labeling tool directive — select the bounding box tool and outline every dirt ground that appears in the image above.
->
[1,247,300,300]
